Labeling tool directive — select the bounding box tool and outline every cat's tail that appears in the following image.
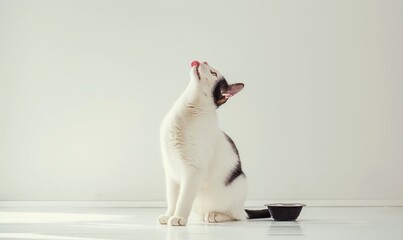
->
[244,209,271,219]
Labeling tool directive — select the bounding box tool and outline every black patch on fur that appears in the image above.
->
[224,132,245,186]
[225,161,244,186]
[224,132,239,158]
[212,78,228,108]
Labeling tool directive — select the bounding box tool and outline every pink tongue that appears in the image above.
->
[191,61,200,67]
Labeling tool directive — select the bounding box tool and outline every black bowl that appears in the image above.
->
[265,203,305,221]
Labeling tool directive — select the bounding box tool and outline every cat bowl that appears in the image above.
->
[265,203,306,221]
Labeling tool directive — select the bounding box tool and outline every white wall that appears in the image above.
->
[1,0,402,203]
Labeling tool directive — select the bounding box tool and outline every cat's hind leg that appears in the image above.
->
[158,177,179,225]
[204,212,236,223]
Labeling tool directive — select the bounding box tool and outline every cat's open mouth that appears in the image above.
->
[191,61,201,80]
[196,66,201,80]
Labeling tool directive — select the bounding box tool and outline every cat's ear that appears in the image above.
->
[222,83,244,98]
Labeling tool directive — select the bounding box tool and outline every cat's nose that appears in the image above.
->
[191,61,200,67]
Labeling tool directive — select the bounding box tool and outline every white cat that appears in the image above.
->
[158,61,247,226]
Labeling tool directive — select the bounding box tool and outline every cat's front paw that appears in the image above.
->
[158,215,171,225]
[168,216,187,226]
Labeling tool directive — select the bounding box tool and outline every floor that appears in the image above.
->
[1,207,403,240]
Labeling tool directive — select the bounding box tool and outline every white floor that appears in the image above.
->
[1,207,403,240]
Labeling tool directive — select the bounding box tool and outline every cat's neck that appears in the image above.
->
[181,93,216,113]
[173,88,217,118]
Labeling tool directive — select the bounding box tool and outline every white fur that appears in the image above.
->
[158,62,246,226]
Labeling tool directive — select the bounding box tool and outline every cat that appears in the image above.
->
[158,61,247,226]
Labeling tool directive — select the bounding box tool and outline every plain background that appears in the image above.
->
[1,0,402,203]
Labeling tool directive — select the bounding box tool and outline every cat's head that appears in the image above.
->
[189,61,244,108]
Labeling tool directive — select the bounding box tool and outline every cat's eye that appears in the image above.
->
[210,71,218,77]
